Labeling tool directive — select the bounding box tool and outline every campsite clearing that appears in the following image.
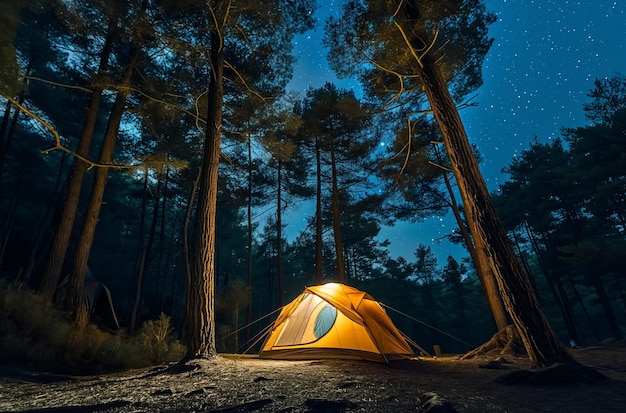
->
[1,343,625,412]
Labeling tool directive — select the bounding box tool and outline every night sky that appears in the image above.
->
[285,0,625,263]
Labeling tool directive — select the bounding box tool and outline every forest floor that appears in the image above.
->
[1,342,626,413]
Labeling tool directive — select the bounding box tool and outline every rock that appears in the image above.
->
[253,376,271,382]
[420,392,458,413]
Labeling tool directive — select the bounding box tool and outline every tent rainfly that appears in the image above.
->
[259,283,415,363]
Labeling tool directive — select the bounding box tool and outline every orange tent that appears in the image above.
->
[259,283,415,363]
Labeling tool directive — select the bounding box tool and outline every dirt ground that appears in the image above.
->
[1,343,626,413]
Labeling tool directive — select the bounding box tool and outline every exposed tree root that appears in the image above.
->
[462,326,608,385]
[495,362,607,385]
[462,325,525,360]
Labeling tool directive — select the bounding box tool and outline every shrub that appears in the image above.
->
[130,313,187,367]
[0,284,71,370]
[0,284,186,374]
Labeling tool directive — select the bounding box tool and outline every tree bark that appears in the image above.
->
[523,226,581,345]
[246,137,253,338]
[330,140,346,283]
[276,159,285,306]
[65,10,140,323]
[182,165,201,339]
[314,136,323,284]
[592,276,623,339]
[130,172,162,332]
[418,55,573,367]
[65,88,127,325]
[38,19,116,302]
[185,31,223,358]
[438,153,509,331]
[0,98,12,145]
[0,64,30,194]
[21,152,68,286]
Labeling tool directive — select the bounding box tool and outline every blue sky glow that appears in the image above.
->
[285,0,625,263]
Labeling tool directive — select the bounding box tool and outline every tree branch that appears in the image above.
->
[2,95,185,171]
[23,76,93,93]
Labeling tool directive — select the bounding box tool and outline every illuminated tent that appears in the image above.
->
[259,283,415,363]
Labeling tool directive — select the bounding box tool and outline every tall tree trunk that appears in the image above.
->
[0,99,12,144]
[452,281,470,340]
[276,160,284,306]
[20,152,68,286]
[156,168,169,298]
[182,165,201,337]
[64,11,141,323]
[65,87,128,325]
[437,150,508,331]
[129,171,149,311]
[418,55,573,367]
[0,196,18,273]
[527,224,585,344]
[330,141,346,283]
[130,172,162,332]
[592,276,623,339]
[566,271,599,341]
[38,19,116,302]
[246,137,254,340]
[613,274,626,312]
[0,65,29,194]
[185,31,223,358]
[0,93,21,193]
[314,136,323,284]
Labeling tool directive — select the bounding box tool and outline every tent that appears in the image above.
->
[56,278,120,330]
[84,280,120,330]
[259,283,415,363]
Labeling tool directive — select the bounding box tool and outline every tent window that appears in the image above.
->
[313,305,336,338]
[275,294,339,346]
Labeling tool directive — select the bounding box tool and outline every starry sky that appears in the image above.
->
[285,0,626,264]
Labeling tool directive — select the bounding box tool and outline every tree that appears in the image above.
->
[224,96,276,330]
[495,138,585,342]
[299,83,376,283]
[262,108,312,305]
[62,0,170,325]
[582,73,626,125]
[495,123,626,343]
[413,244,440,343]
[565,108,626,232]
[166,0,315,358]
[327,0,577,368]
[442,256,470,341]
[37,1,122,303]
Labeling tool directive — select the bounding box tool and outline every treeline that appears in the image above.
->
[493,76,626,345]
[0,0,623,359]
